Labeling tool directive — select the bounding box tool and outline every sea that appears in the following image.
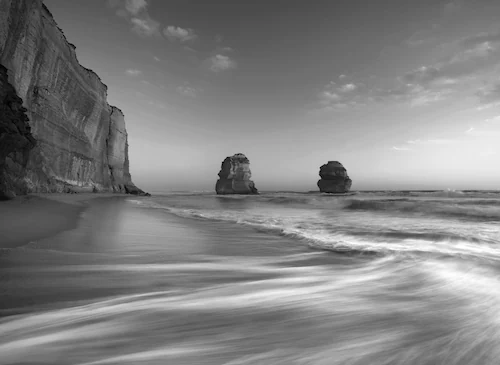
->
[1,190,500,365]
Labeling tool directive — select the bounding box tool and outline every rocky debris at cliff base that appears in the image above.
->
[215,153,259,195]
[317,161,352,194]
[124,184,151,196]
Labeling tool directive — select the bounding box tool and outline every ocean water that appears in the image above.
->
[1,190,500,364]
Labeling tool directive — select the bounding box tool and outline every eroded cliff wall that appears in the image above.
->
[0,0,143,196]
[0,64,36,199]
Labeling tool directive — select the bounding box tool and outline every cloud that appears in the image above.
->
[476,82,500,104]
[443,0,463,16]
[402,66,442,86]
[154,56,160,61]
[407,139,455,145]
[176,85,200,98]
[125,0,147,15]
[391,138,456,152]
[208,54,237,72]
[215,34,224,43]
[125,69,142,76]
[315,81,369,112]
[406,24,440,47]
[314,29,500,113]
[130,16,160,36]
[402,31,500,87]
[340,83,357,92]
[107,0,160,37]
[465,127,475,133]
[460,31,500,50]
[163,26,197,42]
[485,115,500,123]
[408,87,453,106]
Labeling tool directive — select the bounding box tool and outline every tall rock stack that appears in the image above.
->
[215,153,259,195]
[317,161,352,193]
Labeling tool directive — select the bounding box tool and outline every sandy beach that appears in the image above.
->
[0,193,128,249]
[1,192,500,364]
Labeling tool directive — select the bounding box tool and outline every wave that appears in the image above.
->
[127,199,500,261]
[343,199,500,221]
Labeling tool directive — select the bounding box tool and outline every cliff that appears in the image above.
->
[0,0,146,197]
[317,161,352,193]
[215,153,259,195]
[0,65,36,199]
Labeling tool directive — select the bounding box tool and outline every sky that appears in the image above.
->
[44,0,500,191]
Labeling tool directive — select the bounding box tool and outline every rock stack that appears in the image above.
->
[215,153,259,195]
[317,161,352,193]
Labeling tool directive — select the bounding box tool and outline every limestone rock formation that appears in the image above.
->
[215,153,259,195]
[0,65,37,199]
[317,161,352,193]
[0,0,148,197]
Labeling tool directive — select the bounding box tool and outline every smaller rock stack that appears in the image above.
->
[215,153,259,195]
[317,161,352,193]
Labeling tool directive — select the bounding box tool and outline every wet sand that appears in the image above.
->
[0,193,127,249]
[2,194,499,364]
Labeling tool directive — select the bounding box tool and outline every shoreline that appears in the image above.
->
[0,193,131,249]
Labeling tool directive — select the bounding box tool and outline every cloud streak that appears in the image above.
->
[176,85,200,97]
[107,0,160,37]
[164,26,197,42]
[125,69,142,76]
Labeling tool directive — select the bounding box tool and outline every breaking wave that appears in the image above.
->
[127,191,500,260]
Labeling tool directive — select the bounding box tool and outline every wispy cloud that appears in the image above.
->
[406,24,440,47]
[443,0,464,16]
[485,115,500,123]
[465,127,475,133]
[208,54,237,72]
[408,87,453,107]
[125,0,147,14]
[107,0,160,37]
[476,82,500,104]
[176,85,200,98]
[391,138,456,152]
[315,81,367,111]
[392,146,412,151]
[125,69,142,76]
[163,26,197,42]
[153,56,160,61]
[130,16,160,36]
[407,139,455,145]
[399,30,500,106]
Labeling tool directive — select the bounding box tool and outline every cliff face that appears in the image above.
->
[0,0,144,196]
[317,161,352,193]
[0,65,36,199]
[215,153,259,195]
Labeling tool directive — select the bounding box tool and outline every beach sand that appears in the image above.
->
[0,193,306,314]
[0,193,127,249]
